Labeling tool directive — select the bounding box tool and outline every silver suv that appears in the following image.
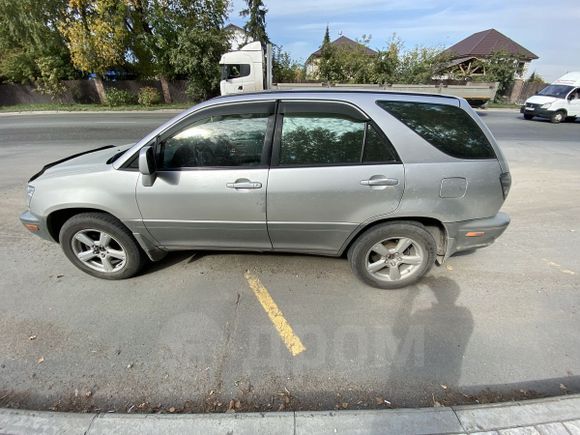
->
[20,91,511,289]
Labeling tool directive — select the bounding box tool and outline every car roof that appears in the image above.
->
[113,89,464,170]
[210,88,460,103]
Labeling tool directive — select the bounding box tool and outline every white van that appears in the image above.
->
[521,72,580,123]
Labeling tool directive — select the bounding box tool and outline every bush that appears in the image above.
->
[105,88,134,107]
[137,86,161,106]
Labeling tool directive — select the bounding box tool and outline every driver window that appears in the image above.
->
[158,112,270,169]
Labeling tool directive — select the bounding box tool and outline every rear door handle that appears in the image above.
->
[226,179,262,189]
[360,177,399,186]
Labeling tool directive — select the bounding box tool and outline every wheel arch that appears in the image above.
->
[340,216,448,259]
[46,207,123,243]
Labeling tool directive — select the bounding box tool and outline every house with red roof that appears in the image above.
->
[441,28,538,79]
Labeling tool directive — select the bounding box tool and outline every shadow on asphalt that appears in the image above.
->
[387,277,473,392]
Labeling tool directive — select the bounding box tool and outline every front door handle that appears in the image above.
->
[226,179,262,189]
[360,176,399,186]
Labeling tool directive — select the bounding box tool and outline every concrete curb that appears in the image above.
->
[476,107,521,112]
[1,395,579,434]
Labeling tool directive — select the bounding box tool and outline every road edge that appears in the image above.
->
[1,394,579,434]
[0,109,185,116]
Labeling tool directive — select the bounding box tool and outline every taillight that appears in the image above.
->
[500,172,511,199]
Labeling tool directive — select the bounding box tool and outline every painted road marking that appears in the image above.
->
[542,258,576,275]
[244,271,306,356]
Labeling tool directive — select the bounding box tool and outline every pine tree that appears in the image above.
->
[318,26,334,82]
[240,0,269,45]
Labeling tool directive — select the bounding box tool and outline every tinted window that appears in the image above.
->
[377,101,495,159]
[158,113,269,169]
[279,114,365,165]
[363,124,398,163]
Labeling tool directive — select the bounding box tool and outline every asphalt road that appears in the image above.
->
[0,109,579,412]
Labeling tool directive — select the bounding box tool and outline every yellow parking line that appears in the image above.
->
[542,258,576,275]
[244,271,306,356]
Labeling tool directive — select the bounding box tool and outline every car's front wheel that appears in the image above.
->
[348,222,436,289]
[523,113,534,120]
[59,212,146,280]
[550,110,566,124]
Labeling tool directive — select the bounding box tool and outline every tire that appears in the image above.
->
[550,110,566,124]
[348,222,436,289]
[523,113,534,120]
[59,212,146,280]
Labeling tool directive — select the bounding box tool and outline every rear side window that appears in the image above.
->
[364,124,398,163]
[377,101,495,159]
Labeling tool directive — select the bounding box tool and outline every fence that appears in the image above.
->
[0,80,194,106]
[506,80,547,104]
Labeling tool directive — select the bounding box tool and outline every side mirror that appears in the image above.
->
[139,146,157,187]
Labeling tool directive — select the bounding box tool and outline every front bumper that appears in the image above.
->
[19,210,53,241]
[444,212,510,260]
[520,105,553,118]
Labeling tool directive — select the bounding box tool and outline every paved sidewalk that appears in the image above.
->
[1,395,579,434]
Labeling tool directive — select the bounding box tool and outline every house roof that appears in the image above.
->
[308,36,377,59]
[224,23,248,34]
[444,28,538,60]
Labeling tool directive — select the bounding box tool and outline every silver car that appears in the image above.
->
[20,90,511,289]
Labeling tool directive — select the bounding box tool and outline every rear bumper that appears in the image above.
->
[443,212,510,259]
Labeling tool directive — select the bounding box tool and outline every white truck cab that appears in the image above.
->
[521,72,580,123]
[219,41,265,95]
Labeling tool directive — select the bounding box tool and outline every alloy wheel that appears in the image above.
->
[365,237,425,282]
[71,229,127,273]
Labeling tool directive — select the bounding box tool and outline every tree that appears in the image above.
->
[122,0,229,102]
[0,0,74,97]
[475,50,520,100]
[315,29,379,83]
[170,0,229,100]
[372,35,401,84]
[330,35,375,83]
[59,0,129,103]
[372,35,449,84]
[317,26,335,82]
[527,71,544,83]
[240,0,269,45]
[272,45,304,83]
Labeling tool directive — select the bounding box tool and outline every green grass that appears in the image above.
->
[486,102,521,109]
[0,103,191,113]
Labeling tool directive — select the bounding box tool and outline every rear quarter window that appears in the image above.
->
[377,101,495,159]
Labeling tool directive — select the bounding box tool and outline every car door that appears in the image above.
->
[136,101,275,249]
[568,88,580,116]
[266,100,405,254]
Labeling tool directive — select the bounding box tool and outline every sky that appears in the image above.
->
[229,0,580,82]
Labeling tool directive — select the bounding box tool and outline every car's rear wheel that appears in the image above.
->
[348,222,436,289]
[523,113,534,120]
[550,110,566,124]
[59,212,146,280]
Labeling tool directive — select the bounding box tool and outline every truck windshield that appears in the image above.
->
[538,85,574,98]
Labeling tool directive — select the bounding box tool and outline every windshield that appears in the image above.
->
[538,85,574,98]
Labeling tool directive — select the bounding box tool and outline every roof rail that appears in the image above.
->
[213,88,460,101]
